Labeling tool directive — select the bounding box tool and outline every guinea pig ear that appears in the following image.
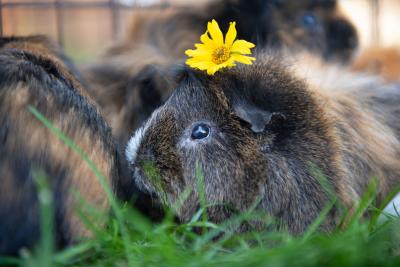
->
[172,65,206,88]
[233,103,285,133]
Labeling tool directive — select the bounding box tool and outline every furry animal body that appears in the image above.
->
[126,52,400,233]
[83,0,358,146]
[0,36,124,255]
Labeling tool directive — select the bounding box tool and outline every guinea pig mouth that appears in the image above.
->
[133,166,157,196]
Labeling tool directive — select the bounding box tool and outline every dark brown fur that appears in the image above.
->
[0,36,125,255]
[126,52,400,234]
[115,0,357,61]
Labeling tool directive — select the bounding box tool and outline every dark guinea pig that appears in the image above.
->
[204,0,358,61]
[126,52,400,234]
[83,50,175,145]
[83,0,358,147]
[0,36,128,255]
[115,0,358,62]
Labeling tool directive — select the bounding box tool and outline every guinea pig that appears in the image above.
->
[0,35,88,88]
[83,0,358,148]
[113,0,358,62]
[125,52,400,234]
[352,47,400,83]
[83,48,175,145]
[0,36,128,255]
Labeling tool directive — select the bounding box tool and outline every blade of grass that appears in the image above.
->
[0,257,22,266]
[31,170,54,267]
[54,241,94,265]
[195,161,208,223]
[303,162,338,239]
[19,171,55,267]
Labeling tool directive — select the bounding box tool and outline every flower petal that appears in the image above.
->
[225,22,237,47]
[207,19,224,45]
[185,46,212,57]
[186,57,207,65]
[198,62,217,70]
[231,40,256,54]
[231,54,256,65]
[200,31,217,48]
[185,49,200,57]
[219,59,236,69]
[194,43,214,52]
[207,65,223,75]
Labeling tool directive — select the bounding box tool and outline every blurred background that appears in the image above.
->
[1,0,400,63]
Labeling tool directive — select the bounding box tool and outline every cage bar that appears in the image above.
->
[55,0,65,47]
[0,0,3,36]
[109,0,119,39]
[370,0,381,44]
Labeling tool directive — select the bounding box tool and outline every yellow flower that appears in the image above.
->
[185,19,256,75]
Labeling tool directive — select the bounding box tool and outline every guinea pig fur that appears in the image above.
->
[352,46,400,83]
[0,36,126,255]
[82,0,358,149]
[115,0,358,62]
[126,52,400,234]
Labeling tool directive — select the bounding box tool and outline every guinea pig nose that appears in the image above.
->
[327,19,358,49]
[191,123,210,140]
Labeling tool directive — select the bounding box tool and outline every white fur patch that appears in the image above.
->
[125,107,162,164]
[126,126,145,163]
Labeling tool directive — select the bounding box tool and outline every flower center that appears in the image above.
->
[211,46,231,64]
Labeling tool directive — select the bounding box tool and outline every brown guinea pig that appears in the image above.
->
[125,52,400,234]
[0,35,88,88]
[352,46,400,83]
[83,0,358,147]
[0,36,126,255]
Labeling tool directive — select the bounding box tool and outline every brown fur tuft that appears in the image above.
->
[0,36,122,255]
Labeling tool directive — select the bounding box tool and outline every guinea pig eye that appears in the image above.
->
[191,123,210,140]
[302,13,318,28]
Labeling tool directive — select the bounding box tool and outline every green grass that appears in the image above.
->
[1,107,400,267]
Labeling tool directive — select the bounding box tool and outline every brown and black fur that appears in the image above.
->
[352,46,400,82]
[0,35,88,88]
[83,0,358,147]
[113,0,357,61]
[83,51,176,145]
[126,52,400,234]
[0,36,128,255]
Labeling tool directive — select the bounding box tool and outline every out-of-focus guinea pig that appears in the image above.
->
[0,36,128,255]
[207,0,358,61]
[83,0,358,147]
[112,0,357,62]
[264,0,358,61]
[126,52,400,234]
[352,47,400,83]
[83,49,175,145]
[0,35,88,88]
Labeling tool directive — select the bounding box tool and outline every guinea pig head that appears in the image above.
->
[126,59,344,232]
[210,0,358,62]
[268,0,358,62]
